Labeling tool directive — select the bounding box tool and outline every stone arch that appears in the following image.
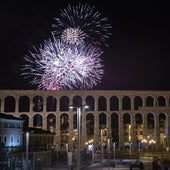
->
[1,89,170,151]
[146,96,154,106]
[19,114,29,129]
[86,113,94,139]
[159,113,166,147]
[135,113,143,145]
[72,112,78,149]
[60,113,69,144]
[60,96,69,111]
[135,113,143,124]
[157,96,166,107]
[134,96,143,110]
[86,96,94,111]
[99,113,107,148]
[33,96,43,112]
[99,112,106,129]
[33,114,43,128]
[147,113,154,138]
[123,113,131,124]
[123,113,131,145]
[73,113,77,129]
[110,96,119,111]
[47,113,56,133]
[98,96,107,111]
[73,95,82,111]
[122,96,131,110]
[19,96,30,112]
[4,96,15,112]
[46,96,57,112]
[111,113,119,144]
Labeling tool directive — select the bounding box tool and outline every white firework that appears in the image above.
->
[21,36,104,90]
[52,3,112,46]
[61,27,86,45]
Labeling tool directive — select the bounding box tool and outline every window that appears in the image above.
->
[10,135,14,143]
[4,122,8,128]
[4,136,7,143]
[17,135,20,143]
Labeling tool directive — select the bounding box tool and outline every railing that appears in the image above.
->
[0,146,24,153]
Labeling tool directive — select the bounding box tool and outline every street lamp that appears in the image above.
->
[69,105,89,170]
[100,128,107,169]
[149,139,156,150]
[85,139,94,162]
[25,130,34,170]
[141,137,156,151]
[141,138,147,150]
[25,131,29,170]
[113,142,116,163]
[107,138,111,170]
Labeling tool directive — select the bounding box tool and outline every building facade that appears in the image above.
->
[0,113,24,148]
[0,90,170,152]
[0,113,24,169]
[0,113,55,169]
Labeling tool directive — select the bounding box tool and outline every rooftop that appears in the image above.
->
[0,112,23,121]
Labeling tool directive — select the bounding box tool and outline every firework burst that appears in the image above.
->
[21,36,104,90]
[52,3,112,46]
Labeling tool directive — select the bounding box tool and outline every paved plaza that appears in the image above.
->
[81,159,152,170]
[41,159,153,170]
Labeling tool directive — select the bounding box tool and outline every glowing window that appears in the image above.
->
[17,135,20,143]
[10,135,14,143]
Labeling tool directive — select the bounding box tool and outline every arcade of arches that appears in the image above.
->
[0,90,170,151]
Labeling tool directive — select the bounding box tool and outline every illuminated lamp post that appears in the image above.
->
[107,138,111,169]
[100,128,107,169]
[86,139,94,162]
[69,105,89,170]
[141,138,147,151]
[25,131,29,170]
[149,139,156,150]
[141,137,156,151]
[113,142,116,163]
[25,130,34,170]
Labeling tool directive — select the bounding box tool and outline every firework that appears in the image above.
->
[21,36,104,90]
[52,3,112,46]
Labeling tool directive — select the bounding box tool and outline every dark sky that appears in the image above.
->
[0,0,170,90]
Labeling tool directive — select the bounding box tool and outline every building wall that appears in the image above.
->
[0,90,170,151]
[0,118,23,147]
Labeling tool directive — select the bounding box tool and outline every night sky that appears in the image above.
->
[0,1,169,90]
